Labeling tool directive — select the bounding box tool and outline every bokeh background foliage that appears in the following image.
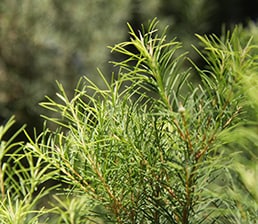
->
[1,0,258,130]
[0,0,132,128]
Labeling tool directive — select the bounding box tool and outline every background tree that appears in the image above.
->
[0,0,131,131]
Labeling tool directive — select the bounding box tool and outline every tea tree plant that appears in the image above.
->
[1,19,257,223]
[0,117,57,223]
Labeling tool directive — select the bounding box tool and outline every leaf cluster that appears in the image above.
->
[0,19,257,223]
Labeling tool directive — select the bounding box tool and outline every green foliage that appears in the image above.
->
[0,19,258,223]
[0,117,55,223]
[193,26,258,223]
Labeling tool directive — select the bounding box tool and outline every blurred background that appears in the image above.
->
[0,0,258,133]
